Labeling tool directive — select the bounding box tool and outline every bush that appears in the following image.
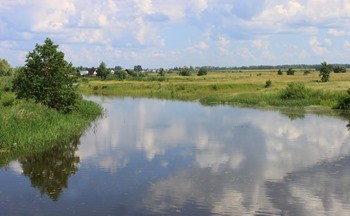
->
[333,65,346,73]
[197,67,208,76]
[265,80,272,88]
[337,88,350,110]
[116,70,127,80]
[1,94,16,107]
[281,82,308,100]
[304,70,311,75]
[286,68,295,75]
[178,67,192,76]
[277,69,283,75]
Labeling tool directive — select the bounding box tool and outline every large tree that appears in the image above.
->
[13,38,79,113]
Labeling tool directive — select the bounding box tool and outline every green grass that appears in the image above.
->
[77,70,350,109]
[0,93,102,166]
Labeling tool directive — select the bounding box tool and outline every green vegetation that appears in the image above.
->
[13,38,79,113]
[319,61,331,82]
[97,61,109,80]
[0,38,102,164]
[265,80,272,88]
[0,97,101,165]
[286,68,295,75]
[78,67,349,109]
[197,67,208,76]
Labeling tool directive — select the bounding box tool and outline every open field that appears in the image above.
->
[78,70,350,109]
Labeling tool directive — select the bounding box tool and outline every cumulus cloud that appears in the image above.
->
[1,0,350,67]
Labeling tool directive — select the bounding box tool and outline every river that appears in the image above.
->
[1,96,350,215]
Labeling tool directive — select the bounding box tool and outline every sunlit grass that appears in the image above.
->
[78,70,350,109]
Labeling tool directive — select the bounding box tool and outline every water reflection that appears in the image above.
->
[19,136,80,201]
[1,97,350,215]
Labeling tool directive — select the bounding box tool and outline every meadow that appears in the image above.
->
[78,69,350,109]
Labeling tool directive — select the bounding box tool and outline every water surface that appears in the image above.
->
[1,97,350,215]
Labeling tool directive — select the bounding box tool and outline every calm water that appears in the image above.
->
[1,96,350,215]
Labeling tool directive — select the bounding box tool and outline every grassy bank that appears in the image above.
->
[0,92,102,165]
[78,70,350,109]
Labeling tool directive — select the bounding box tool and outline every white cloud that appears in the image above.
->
[217,36,231,55]
[252,39,269,49]
[309,37,327,55]
[328,29,350,37]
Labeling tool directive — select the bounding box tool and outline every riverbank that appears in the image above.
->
[78,70,349,109]
[0,93,102,165]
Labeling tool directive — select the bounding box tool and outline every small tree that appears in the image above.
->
[197,67,208,76]
[0,58,13,76]
[286,68,295,75]
[277,69,283,75]
[96,61,109,80]
[13,38,78,113]
[319,61,331,82]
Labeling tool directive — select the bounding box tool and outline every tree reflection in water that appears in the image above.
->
[19,136,80,201]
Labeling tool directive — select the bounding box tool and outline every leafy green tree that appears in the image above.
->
[96,61,109,80]
[319,61,331,82]
[0,58,13,76]
[286,68,295,75]
[197,67,208,76]
[277,69,283,75]
[13,38,79,113]
[134,65,143,72]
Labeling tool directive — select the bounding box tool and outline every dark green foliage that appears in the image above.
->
[281,82,308,99]
[304,70,311,75]
[116,70,127,80]
[134,65,143,72]
[319,61,331,82]
[0,58,13,76]
[337,89,350,110]
[96,61,109,80]
[265,80,272,88]
[333,65,346,73]
[158,68,166,76]
[179,67,192,76]
[12,38,79,113]
[286,68,295,75]
[197,67,208,76]
[277,69,283,75]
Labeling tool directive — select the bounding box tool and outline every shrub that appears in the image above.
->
[286,68,295,75]
[281,82,308,99]
[197,67,208,76]
[178,67,192,76]
[265,80,272,88]
[116,70,127,80]
[337,88,350,110]
[1,94,15,107]
[333,65,346,73]
[304,70,311,75]
[277,69,283,75]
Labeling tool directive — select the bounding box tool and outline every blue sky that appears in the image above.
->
[1,0,350,69]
